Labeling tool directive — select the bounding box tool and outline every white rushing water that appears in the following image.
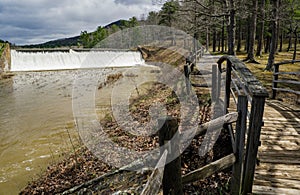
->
[10,50,145,71]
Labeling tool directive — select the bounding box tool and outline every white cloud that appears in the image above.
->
[114,0,153,5]
[0,0,161,45]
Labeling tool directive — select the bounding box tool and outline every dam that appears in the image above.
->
[10,49,145,71]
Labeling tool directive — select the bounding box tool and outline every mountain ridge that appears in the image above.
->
[21,19,128,48]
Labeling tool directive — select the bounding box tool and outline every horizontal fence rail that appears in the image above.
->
[216,56,268,195]
[152,54,268,195]
[272,60,300,99]
[184,48,205,94]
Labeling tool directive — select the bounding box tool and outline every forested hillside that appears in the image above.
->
[77,0,300,69]
[22,18,140,48]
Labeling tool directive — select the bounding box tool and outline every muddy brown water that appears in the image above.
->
[0,65,159,194]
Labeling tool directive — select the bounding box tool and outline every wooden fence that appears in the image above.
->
[272,60,300,99]
[217,56,268,194]
[184,48,205,94]
[143,55,268,195]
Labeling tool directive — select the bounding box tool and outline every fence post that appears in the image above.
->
[231,96,248,195]
[217,63,222,101]
[158,117,183,195]
[212,65,218,102]
[224,60,232,113]
[272,64,279,99]
[184,65,190,95]
[242,96,266,195]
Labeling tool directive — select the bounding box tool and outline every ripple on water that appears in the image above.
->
[22,159,33,164]
[39,155,51,159]
[0,177,7,183]
[0,68,122,193]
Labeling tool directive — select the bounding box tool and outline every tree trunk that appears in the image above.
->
[279,32,283,52]
[237,19,242,52]
[206,27,210,51]
[287,30,292,52]
[265,33,271,53]
[293,29,298,61]
[218,32,221,51]
[222,18,225,53]
[245,19,250,52]
[275,0,282,53]
[227,0,236,55]
[213,29,217,52]
[246,0,258,62]
[266,0,279,70]
[256,0,265,57]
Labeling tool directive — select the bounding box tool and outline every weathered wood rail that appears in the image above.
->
[216,56,269,194]
[144,55,268,195]
[184,48,205,93]
[272,60,300,99]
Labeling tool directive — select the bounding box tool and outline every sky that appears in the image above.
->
[0,0,162,45]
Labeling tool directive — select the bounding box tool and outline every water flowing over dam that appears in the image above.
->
[10,49,145,71]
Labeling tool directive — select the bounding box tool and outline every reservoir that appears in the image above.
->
[0,50,147,194]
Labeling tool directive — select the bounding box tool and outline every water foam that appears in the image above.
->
[10,50,145,71]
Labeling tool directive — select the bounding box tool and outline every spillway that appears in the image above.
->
[10,50,145,71]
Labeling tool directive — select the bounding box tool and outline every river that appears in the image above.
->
[0,49,150,194]
[0,69,113,194]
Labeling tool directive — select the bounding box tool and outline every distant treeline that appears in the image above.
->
[21,18,140,49]
[13,0,300,70]
[79,18,139,48]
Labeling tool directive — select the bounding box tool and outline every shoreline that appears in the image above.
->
[20,47,232,194]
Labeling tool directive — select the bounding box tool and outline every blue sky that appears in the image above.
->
[0,0,161,45]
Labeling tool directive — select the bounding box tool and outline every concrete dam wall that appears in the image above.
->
[10,49,145,72]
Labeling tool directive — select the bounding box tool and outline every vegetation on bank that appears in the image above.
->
[21,79,232,194]
[0,43,5,57]
[20,47,232,194]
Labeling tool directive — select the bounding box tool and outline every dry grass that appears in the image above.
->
[211,47,299,103]
[236,51,300,103]
[141,46,187,68]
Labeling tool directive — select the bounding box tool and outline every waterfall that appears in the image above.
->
[10,50,145,71]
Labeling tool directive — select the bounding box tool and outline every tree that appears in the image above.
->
[177,0,235,53]
[256,0,266,57]
[226,0,236,55]
[109,24,120,34]
[79,31,90,48]
[245,0,259,63]
[288,0,300,60]
[147,11,160,25]
[293,26,298,60]
[266,0,280,70]
[159,0,180,27]
[129,17,139,27]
